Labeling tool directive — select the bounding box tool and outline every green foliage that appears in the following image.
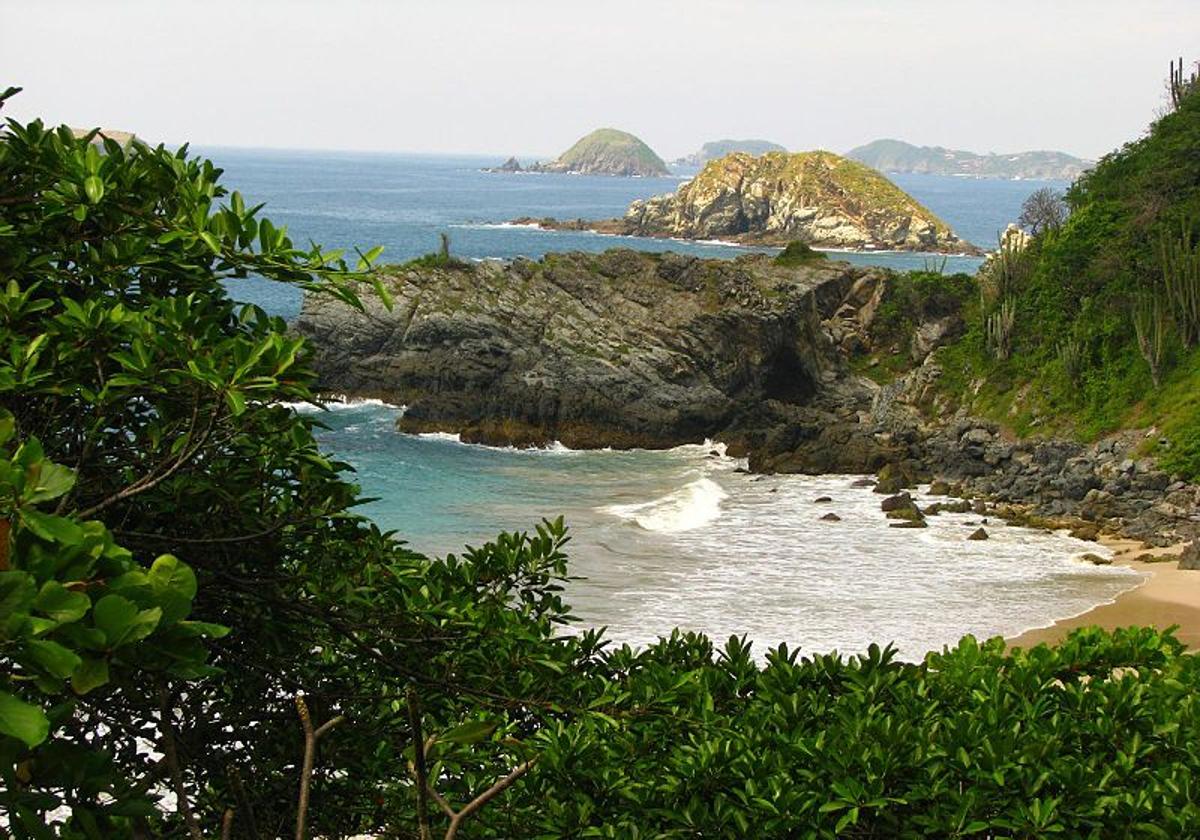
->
[924,67,1200,472]
[8,88,1200,839]
[773,240,828,266]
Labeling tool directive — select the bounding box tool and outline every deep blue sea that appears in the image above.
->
[204,148,1058,321]
[206,148,1139,657]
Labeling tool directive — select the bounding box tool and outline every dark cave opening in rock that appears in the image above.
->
[762,346,817,405]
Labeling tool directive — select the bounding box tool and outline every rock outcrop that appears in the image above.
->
[295,249,878,450]
[518,152,980,254]
[484,156,524,173]
[622,152,977,252]
[296,247,1199,546]
[525,129,669,177]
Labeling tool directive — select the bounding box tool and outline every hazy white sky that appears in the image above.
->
[3,0,1196,160]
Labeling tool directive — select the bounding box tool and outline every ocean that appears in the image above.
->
[207,148,1141,658]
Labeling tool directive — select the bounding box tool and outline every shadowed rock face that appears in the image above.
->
[295,249,878,450]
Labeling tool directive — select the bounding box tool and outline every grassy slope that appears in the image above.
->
[883,91,1200,479]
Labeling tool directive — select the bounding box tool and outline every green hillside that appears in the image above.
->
[542,127,668,176]
[929,79,1200,476]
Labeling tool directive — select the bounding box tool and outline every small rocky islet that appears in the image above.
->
[486,127,670,177]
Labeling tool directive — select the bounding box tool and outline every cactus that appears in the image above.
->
[1134,295,1168,388]
[986,298,1016,361]
[1169,57,1200,111]
[979,230,1030,308]
[1160,222,1200,347]
[1057,337,1085,383]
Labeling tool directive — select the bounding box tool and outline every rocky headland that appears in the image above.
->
[846,138,1092,181]
[489,128,670,177]
[515,151,982,254]
[296,248,1198,549]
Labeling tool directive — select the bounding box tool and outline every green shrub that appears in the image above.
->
[774,239,828,266]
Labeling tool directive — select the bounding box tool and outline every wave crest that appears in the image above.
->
[600,477,727,533]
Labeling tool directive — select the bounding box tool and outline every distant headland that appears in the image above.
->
[846,138,1091,180]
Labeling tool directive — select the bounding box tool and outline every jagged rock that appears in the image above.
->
[967,527,989,541]
[617,152,978,252]
[820,512,842,522]
[298,251,865,449]
[1081,553,1112,565]
[485,156,523,173]
[880,492,913,512]
[928,479,952,496]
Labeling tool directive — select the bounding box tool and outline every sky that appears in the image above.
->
[2,0,1197,161]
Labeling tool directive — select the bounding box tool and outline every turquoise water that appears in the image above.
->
[208,149,1138,656]
[205,148,1061,320]
[306,401,1140,659]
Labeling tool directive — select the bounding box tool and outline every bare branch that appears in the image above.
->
[294,694,344,840]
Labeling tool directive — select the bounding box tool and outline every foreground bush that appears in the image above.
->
[2,89,1199,838]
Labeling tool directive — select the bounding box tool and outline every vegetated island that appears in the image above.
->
[511,150,981,254]
[846,138,1092,180]
[672,138,786,167]
[485,127,669,177]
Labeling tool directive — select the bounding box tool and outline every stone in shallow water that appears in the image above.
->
[1081,553,1111,566]
[820,512,842,522]
[967,527,989,541]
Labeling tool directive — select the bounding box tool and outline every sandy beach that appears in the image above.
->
[1008,539,1200,649]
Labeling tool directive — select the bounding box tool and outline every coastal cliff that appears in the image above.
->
[517,151,980,254]
[297,246,1200,547]
[296,249,876,450]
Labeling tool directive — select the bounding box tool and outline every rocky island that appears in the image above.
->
[847,138,1092,180]
[672,138,787,167]
[488,128,670,177]
[515,151,980,253]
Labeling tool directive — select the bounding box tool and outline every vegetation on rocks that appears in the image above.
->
[863,64,1200,481]
[527,127,669,177]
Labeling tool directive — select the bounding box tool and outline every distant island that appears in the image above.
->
[846,138,1091,180]
[515,150,979,254]
[672,139,786,167]
[485,128,669,177]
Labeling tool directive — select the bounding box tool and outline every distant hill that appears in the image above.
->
[673,139,786,167]
[524,128,669,177]
[846,138,1091,180]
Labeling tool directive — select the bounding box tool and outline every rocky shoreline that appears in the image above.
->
[296,248,1199,555]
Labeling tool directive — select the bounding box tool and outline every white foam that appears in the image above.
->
[600,477,728,533]
[279,396,404,414]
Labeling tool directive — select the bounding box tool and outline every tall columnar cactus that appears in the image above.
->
[980,229,1030,308]
[1134,295,1169,388]
[986,298,1016,361]
[1057,337,1085,384]
[1169,57,1200,111]
[1160,222,1200,347]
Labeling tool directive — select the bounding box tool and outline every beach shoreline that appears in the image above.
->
[1007,538,1200,649]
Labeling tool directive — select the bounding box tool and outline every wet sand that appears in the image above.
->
[1008,539,1200,649]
